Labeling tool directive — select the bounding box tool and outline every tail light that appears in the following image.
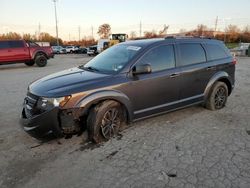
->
[232,57,237,65]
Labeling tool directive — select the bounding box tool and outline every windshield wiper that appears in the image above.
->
[80,65,100,72]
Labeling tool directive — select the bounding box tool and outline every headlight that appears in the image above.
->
[41,96,71,108]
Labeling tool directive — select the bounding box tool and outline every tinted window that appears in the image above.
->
[206,44,228,60]
[137,45,175,72]
[0,41,10,49]
[179,44,206,66]
[28,42,39,47]
[9,41,24,48]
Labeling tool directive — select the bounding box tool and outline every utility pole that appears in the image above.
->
[69,33,70,41]
[38,22,41,40]
[52,0,59,46]
[78,26,81,41]
[91,26,94,39]
[139,21,142,37]
[214,16,218,37]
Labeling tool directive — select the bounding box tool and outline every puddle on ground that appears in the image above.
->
[246,130,250,135]
[175,145,180,151]
[167,173,177,178]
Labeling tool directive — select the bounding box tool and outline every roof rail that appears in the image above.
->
[165,35,214,40]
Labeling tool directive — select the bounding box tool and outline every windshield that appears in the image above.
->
[82,44,141,74]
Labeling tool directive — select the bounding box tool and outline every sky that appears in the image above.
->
[1,0,250,41]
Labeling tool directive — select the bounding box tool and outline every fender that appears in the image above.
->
[204,71,233,100]
[75,90,133,122]
[32,50,48,59]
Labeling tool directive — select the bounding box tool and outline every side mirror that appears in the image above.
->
[132,64,152,75]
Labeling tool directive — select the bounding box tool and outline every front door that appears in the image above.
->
[128,44,181,119]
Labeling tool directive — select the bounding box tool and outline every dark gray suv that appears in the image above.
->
[20,37,236,142]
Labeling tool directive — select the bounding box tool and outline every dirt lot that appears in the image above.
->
[0,55,250,188]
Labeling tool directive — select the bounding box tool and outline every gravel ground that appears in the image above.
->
[0,55,250,188]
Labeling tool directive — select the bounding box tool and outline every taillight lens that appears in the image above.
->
[232,57,237,65]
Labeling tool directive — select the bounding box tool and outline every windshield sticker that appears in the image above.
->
[126,46,141,51]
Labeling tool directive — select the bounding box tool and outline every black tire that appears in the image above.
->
[24,61,35,66]
[205,81,228,110]
[87,100,123,143]
[35,55,47,67]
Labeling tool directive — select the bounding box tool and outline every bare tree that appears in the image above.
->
[226,25,240,42]
[197,24,208,36]
[97,24,111,38]
[130,31,137,39]
[144,30,158,38]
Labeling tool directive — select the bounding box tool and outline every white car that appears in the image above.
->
[65,46,79,53]
[51,46,67,54]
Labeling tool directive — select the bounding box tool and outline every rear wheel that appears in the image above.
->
[24,61,35,66]
[87,100,123,143]
[205,81,228,110]
[35,55,47,67]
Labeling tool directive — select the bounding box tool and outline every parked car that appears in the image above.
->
[20,37,235,142]
[52,46,67,54]
[0,40,53,67]
[65,46,79,53]
[87,45,98,56]
[75,47,87,54]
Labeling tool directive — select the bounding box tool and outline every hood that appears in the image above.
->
[29,67,111,97]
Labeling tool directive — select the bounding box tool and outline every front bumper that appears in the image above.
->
[20,107,63,140]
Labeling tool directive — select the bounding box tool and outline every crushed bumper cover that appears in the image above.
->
[20,107,63,140]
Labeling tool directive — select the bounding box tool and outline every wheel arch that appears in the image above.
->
[32,51,48,59]
[75,90,133,122]
[204,71,233,100]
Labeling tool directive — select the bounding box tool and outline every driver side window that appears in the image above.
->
[137,45,175,72]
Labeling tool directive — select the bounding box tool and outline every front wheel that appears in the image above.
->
[35,55,47,67]
[205,81,228,110]
[87,100,123,143]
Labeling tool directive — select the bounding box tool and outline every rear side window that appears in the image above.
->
[179,43,206,66]
[205,44,228,60]
[137,45,175,72]
[9,41,24,48]
[0,41,10,49]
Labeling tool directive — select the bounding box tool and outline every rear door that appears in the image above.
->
[201,43,232,89]
[128,44,182,119]
[176,42,208,102]
[0,41,11,62]
[8,40,30,61]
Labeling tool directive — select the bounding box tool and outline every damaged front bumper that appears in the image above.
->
[20,107,64,140]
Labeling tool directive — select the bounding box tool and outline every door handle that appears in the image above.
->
[206,66,216,70]
[170,73,180,78]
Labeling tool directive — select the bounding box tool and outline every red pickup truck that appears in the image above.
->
[0,40,54,67]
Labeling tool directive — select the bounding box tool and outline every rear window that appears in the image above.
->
[179,43,206,66]
[9,41,24,48]
[205,44,228,61]
[0,41,10,49]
